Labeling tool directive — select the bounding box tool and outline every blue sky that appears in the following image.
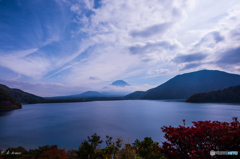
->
[0,0,240,96]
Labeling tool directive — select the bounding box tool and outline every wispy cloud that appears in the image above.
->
[129,40,180,55]
[217,47,240,66]
[130,23,173,38]
[173,53,208,63]
[0,49,51,78]
[180,63,202,71]
[147,69,169,75]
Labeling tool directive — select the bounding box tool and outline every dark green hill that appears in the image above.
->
[0,88,15,103]
[0,88,22,111]
[0,84,44,104]
[142,70,240,99]
[186,85,240,103]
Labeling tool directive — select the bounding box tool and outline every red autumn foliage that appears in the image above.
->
[40,148,68,159]
[159,117,240,159]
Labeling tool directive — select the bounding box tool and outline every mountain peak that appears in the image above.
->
[111,80,130,87]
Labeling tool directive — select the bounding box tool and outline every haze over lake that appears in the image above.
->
[0,100,239,150]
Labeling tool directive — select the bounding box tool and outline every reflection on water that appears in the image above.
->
[0,100,239,150]
[0,110,13,117]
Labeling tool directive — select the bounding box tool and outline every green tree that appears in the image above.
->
[102,135,124,159]
[87,133,103,150]
[78,140,94,159]
[134,137,165,159]
[117,144,142,159]
[78,133,103,159]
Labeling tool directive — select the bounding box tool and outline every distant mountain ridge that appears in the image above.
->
[0,84,44,104]
[124,91,146,99]
[45,91,106,100]
[3,70,240,103]
[126,70,240,100]
[71,91,104,98]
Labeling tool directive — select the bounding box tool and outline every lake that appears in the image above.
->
[0,100,240,150]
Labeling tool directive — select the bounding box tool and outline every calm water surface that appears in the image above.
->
[0,100,240,150]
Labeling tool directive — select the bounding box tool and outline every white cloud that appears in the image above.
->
[64,0,197,87]
[2,0,240,96]
[83,0,94,10]
[70,4,82,15]
[169,3,240,73]
[0,49,52,78]
[130,22,173,38]
[147,69,169,75]
[129,40,181,55]
[67,45,141,87]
